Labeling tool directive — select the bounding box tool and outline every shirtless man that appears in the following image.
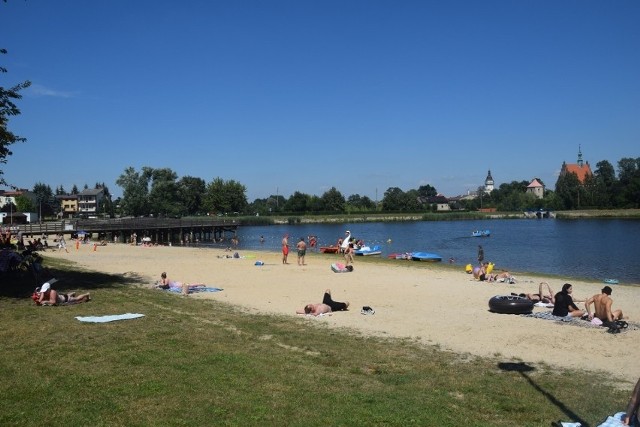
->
[296,237,307,266]
[584,285,624,322]
[296,289,350,316]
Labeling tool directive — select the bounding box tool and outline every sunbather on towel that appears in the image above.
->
[35,281,91,305]
[521,282,555,304]
[156,272,204,296]
[296,289,350,316]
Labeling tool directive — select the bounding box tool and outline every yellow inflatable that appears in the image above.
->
[486,262,494,274]
[465,264,473,274]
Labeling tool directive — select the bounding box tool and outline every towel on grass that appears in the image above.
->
[596,412,627,427]
[75,313,145,323]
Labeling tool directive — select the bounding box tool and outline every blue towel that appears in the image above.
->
[75,313,145,323]
[166,286,223,294]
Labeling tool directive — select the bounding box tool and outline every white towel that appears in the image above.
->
[75,313,145,323]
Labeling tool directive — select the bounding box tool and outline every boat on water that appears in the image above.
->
[387,252,413,260]
[354,245,382,256]
[411,252,442,262]
[472,230,491,237]
[320,246,340,254]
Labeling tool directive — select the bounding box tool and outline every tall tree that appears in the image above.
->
[147,168,180,217]
[32,182,55,217]
[178,176,206,216]
[0,45,31,186]
[116,167,151,216]
[319,187,345,212]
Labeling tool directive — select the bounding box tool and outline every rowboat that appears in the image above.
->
[354,245,382,256]
[411,252,442,262]
[472,230,491,237]
[320,246,340,254]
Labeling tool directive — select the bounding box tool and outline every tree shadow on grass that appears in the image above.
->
[498,362,589,427]
[0,267,148,299]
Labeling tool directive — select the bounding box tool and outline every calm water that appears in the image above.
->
[209,219,640,285]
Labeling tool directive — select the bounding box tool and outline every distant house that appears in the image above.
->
[560,146,592,184]
[526,178,545,199]
[78,188,104,218]
[0,189,37,209]
[56,188,105,218]
[56,194,79,218]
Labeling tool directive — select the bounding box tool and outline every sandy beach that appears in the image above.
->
[44,242,640,384]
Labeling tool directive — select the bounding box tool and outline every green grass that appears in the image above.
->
[0,259,628,426]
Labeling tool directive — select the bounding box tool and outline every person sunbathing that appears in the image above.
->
[296,289,349,316]
[156,272,204,296]
[520,282,555,304]
[35,281,91,305]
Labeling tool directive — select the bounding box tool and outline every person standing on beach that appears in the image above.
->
[296,237,307,266]
[282,234,289,264]
[477,245,484,265]
[340,230,351,254]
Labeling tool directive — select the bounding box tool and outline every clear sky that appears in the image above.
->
[2,0,639,201]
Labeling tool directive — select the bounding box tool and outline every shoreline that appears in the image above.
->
[43,243,640,384]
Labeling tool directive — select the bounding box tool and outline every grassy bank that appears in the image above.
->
[0,259,628,426]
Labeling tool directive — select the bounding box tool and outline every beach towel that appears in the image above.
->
[75,313,145,323]
[522,312,639,332]
[166,286,223,294]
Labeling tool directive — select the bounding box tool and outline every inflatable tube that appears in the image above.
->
[488,295,534,315]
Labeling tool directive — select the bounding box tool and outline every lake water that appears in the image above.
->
[208,219,640,285]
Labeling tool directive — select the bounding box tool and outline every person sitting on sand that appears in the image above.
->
[520,282,555,304]
[584,285,624,323]
[296,289,350,316]
[35,281,91,305]
[156,272,205,296]
[623,376,640,425]
[552,283,584,318]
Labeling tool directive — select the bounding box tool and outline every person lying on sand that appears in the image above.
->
[156,272,205,296]
[585,285,624,322]
[521,282,555,304]
[296,289,350,316]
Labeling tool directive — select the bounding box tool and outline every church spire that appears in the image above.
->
[577,145,584,167]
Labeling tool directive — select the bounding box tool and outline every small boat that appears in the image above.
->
[387,252,413,260]
[603,278,619,285]
[411,252,442,262]
[354,245,382,256]
[472,230,491,237]
[320,246,339,254]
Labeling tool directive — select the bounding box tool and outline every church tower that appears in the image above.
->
[484,170,494,193]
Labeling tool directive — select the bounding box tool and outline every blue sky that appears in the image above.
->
[2,0,638,201]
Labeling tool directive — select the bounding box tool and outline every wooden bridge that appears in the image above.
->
[12,217,239,244]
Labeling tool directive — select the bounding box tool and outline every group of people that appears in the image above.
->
[549,283,625,323]
[281,234,309,266]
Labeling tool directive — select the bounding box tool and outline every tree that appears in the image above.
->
[0,46,31,186]
[116,167,151,216]
[178,176,206,216]
[147,168,180,217]
[32,182,55,218]
[203,177,248,214]
[617,157,640,208]
[381,187,405,211]
[15,194,34,212]
[592,160,617,208]
[319,187,345,212]
[555,172,583,210]
[284,191,309,213]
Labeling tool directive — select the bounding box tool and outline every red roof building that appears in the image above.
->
[560,146,592,184]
